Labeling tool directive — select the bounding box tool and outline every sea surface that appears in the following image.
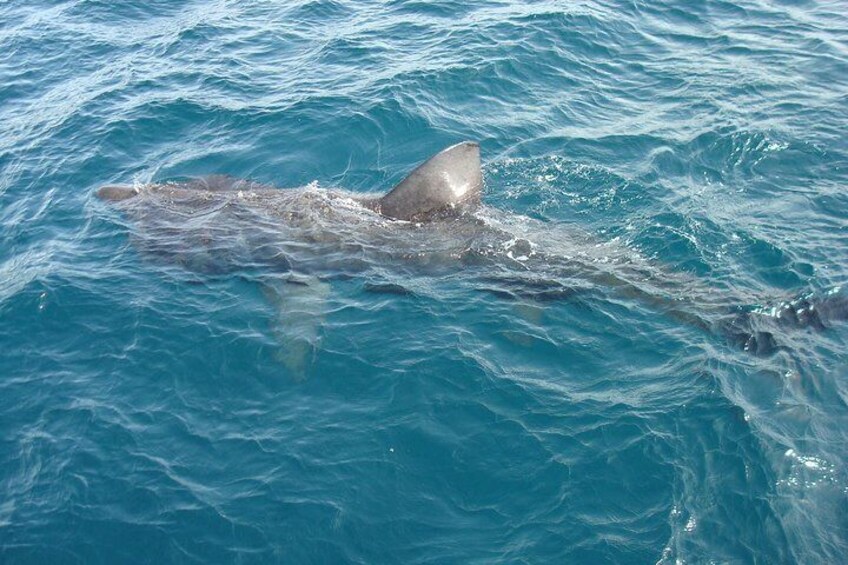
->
[2,0,848,563]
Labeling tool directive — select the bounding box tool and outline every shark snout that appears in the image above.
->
[96,184,139,202]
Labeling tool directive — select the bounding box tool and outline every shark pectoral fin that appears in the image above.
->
[513,301,545,326]
[261,275,331,379]
[378,141,483,221]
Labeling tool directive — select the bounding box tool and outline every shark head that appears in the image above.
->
[96,184,140,202]
[375,141,483,221]
[96,141,484,222]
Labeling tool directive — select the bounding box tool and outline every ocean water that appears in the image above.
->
[2,0,848,562]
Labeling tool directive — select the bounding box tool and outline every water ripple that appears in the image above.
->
[2,0,848,562]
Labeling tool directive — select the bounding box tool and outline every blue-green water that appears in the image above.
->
[2,0,848,562]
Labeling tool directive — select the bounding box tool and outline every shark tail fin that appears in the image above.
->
[719,286,848,356]
[378,141,483,221]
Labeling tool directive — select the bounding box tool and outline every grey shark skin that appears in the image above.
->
[96,142,493,279]
[97,141,847,358]
[98,141,483,219]
[370,141,483,221]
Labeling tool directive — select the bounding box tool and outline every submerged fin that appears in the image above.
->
[378,141,483,221]
[261,275,331,379]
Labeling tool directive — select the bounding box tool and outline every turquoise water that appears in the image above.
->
[2,0,848,562]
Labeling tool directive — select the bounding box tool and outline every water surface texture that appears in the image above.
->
[2,0,848,562]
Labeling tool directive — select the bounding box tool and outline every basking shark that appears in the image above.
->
[97,141,847,370]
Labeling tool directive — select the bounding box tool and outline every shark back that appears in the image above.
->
[377,141,483,221]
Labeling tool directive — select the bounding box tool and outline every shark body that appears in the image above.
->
[97,142,847,366]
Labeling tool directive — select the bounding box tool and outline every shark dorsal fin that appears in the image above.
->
[378,141,482,221]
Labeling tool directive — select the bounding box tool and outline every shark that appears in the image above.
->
[97,141,847,371]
